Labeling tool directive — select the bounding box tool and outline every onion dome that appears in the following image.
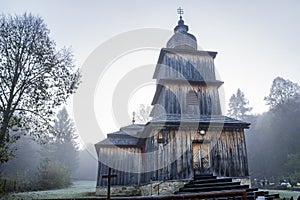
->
[167,16,197,50]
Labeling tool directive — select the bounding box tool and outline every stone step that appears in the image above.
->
[247,195,255,200]
[176,175,280,200]
[265,197,275,200]
[266,194,280,199]
[194,173,214,178]
[190,177,233,184]
[194,175,217,180]
[178,184,250,193]
[246,187,259,192]
[247,191,264,197]
[246,190,280,200]
[255,191,268,197]
[185,181,241,188]
[218,197,243,200]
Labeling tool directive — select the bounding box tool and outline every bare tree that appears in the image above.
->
[0,14,80,163]
[264,77,300,109]
[135,104,152,123]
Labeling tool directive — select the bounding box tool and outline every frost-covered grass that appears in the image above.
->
[268,189,300,199]
[0,180,97,199]
[3,181,299,200]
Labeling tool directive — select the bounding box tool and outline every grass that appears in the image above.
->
[1,180,300,200]
[268,189,300,199]
[0,180,97,200]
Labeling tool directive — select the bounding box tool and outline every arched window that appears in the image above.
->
[186,90,198,105]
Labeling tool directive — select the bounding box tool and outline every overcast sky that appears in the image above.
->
[2,0,300,144]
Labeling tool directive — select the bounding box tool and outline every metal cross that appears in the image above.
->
[102,167,117,200]
[177,7,184,18]
[132,111,136,124]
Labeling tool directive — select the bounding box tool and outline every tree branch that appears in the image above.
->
[14,108,57,133]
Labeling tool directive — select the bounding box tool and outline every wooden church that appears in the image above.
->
[95,11,250,193]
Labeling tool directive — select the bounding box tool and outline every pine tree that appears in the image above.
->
[227,89,252,120]
[52,107,79,176]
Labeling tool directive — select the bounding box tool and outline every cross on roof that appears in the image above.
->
[132,111,136,124]
[177,7,184,18]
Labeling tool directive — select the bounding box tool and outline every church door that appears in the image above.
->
[192,142,210,174]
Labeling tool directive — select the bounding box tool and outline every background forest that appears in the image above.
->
[228,77,300,185]
[2,76,300,193]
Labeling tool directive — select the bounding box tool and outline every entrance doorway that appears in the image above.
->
[192,142,210,175]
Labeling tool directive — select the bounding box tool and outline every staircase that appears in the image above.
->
[175,174,280,200]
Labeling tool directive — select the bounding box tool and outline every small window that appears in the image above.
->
[186,90,198,105]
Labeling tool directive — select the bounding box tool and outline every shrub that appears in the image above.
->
[35,159,70,190]
[0,171,34,193]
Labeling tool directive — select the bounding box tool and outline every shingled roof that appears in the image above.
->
[95,114,250,148]
[149,114,250,128]
[95,124,144,147]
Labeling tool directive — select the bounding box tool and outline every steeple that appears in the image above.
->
[167,7,197,50]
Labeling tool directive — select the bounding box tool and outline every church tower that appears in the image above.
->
[151,11,223,118]
[144,9,250,180]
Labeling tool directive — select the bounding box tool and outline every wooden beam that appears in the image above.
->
[102,167,117,200]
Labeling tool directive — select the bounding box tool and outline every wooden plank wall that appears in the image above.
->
[142,129,193,183]
[156,53,216,81]
[151,51,222,117]
[142,128,249,183]
[211,129,249,177]
[152,84,222,117]
[97,128,249,186]
[97,147,142,186]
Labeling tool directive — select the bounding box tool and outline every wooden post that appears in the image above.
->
[102,167,117,200]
